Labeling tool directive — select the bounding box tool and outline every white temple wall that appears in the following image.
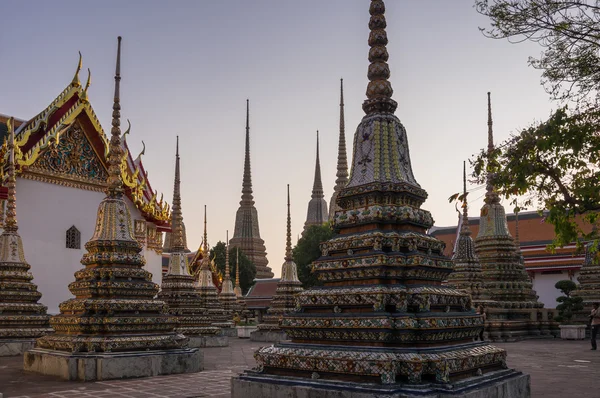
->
[532,270,580,309]
[15,178,163,314]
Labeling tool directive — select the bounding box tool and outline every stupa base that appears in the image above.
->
[23,348,202,381]
[188,335,228,347]
[232,369,530,398]
[0,339,36,357]
[250,329,289,343]
[218,327,238,337]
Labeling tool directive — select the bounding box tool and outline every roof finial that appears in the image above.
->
[285,184,292,261]
[461,161,470,235]
[311,131,324,198]
[335,78,349,187]
[72,51,82,87]
[225,230,230,278]
[170,136,185,251]
[362,0,397,115]
[4,118,18,232]
[485,92,500,204]
[241,99,254,205]
[81,68,92,102]
[106,36,125,198]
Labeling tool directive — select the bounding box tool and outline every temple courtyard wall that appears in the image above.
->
[0,338,596,397]
[14,178,163,314]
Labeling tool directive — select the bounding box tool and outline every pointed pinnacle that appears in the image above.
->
[241,99,254,205]
[285,184,292,260]
[335,78,348,186]
[106,36,125,197]
[4,117,18,232]
[312,131,324,198]
[225,230,230,278]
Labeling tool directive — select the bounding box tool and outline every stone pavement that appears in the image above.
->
[0,338,597,397]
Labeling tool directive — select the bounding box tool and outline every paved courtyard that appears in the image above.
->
[0,338,597,397]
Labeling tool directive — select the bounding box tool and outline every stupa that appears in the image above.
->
[162,221,190,253]
[447,162,494,307]
[251,185,304,342]
[219,231,239,315]
[196,206,236,337]
[229,100,273,278]
[474,93,558,341]
[303,131,328,234]
[572,244,600,325]
[157,137,226,348]
[232,3,529,397]
[24,37,201,381]
[0,117,52,357]
[328,79,349,222]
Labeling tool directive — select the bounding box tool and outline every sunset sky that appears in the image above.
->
[1,1,557,277]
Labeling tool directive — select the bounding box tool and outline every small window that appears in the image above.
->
[66,226,81,249]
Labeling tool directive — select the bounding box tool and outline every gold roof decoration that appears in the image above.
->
[0,52,170,225]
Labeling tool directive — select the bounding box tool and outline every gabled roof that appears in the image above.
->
[1,58,170,226]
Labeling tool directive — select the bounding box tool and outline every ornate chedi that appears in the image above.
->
[447,162,494,307]
[573,244,600,325]
[474,93,557,342]
[24,37,201,381]
[0,117,52,357]
[229,100,273,278]
[157,137,225,348]
[252,185,304,342]
[328,78,349,222]
[233,3,530,396]
[196,206,236,337]
[162,221,190,253]
[219,230,239,315]
[303,131,328,234]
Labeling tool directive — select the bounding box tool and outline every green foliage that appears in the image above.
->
[472,105,600,252]
[476,0,600,102]
[292,223,334,289]
[210,241,256,295]
[554,279,584,323]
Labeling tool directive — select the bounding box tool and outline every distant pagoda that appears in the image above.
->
[0,117,52,356]
[252,184,304,342]
[219,230,239,315]
[328,79,349,222]
[24,37,201,381]
[447,161,494,307]
[573,244,600,325]
[229,100,273,278]
[196,206,236,337]
[233,3,528,396]
[474,92,557,341]
[303,131,328,234]
[157,137,226,348]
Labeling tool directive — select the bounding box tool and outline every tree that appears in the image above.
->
[476,0,600,102]
[210,241,256,295]
[292,224,334,289]
[554,280,584,323]
[472,104,600,251]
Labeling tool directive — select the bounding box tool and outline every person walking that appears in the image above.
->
[476,305,486,341]
[590,303,600,350]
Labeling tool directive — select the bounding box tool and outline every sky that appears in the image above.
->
[0,1,558,277]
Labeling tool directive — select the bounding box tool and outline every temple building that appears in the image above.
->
[303,131,328,234]
[23,37,201,380]
[229,100,273,278]
[0,56,168,315]
[328,79,349,222]
[0,118,52,356]
[233,2,528,395]
[158,137,226,347]
[251,185,303,342]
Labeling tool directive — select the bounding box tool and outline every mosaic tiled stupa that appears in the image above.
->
[303,132,328,234]
[24,37,201,381]
[252,185,304,342]
[474,93,557,341]
[157,137,226,348]
[229,100,273,278]
[328,78,349,222]
[447,162,494,307]
[233,3,529,396]
[219,231,239,315]
[0,117,52,357]
[196,207,236,337]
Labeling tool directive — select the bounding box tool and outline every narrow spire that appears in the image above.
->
[72,51,82,87]
[225,230,230,278]
[4,117,18,232]
[335,78,348,187]
[170,136,185,251]
[203,204,208,256]
[106,37,125,198]
[241,99,254,205]
[485,92,500,204]
[362,0,397,115]
[311,131,324,198]
[460,161,470,235]
[515,207,520,248]
[235,248,241,288]
[285,184,292,261]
